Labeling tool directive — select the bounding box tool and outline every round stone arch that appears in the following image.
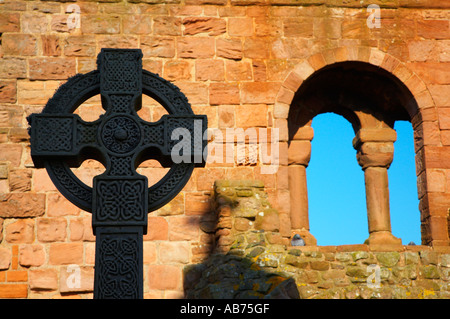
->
[275,45,448,247]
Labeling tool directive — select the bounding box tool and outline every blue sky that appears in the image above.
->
[306,113,421,246]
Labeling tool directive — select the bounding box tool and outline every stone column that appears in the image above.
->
[288,125,316,245]
[354,128,402,246]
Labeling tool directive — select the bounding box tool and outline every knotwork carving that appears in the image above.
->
[96,233,140,299]
[34,117,73,152]
[30,51,206,214]
[28,49,207,299]
[95,179,146,223]
[101,116,142,155]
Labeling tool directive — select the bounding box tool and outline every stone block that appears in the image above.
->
[50,15,70,32]
[276,86,295,105]
[235,104,268,128]
[0,284,28,298]
[197,59,225,81]
[2,34,37,56]
[421,265,440,279]
[47,193,80,217]
[143,241,157,264]
[81,15,120,34]
[148,264,181,290]
[5,219,35,244]
[19,245,45,267]
[282,70,303,92]
[157,193,184,216]
[21,12,48,33]
[310,260,330,271]
[69,217,95,242]
[420,250,439,265]
[0,193,45,218]
[122,15,153,34]
[273,102,290,119]
[241,82,279,104]
[225,60,252,82]
[17,80,60,105]
[216,38,243,60]
[228,17,254,37]
[59,266,94,293]
[141,36,175,58]
[283,17,313,37]
[163,60,192,81]
[360,142,394,155]
[64,36,96,57]
[293,60,315,80]
[288,140,311,165]
[145,216,168,241]
[243,38,270,59]
[153,16,181,35]
[185,193,211,215]
[0,80,16,105]
[438,108,450,130]
[9,169,31,192]
[159,241,190,264]
[183,17,226,36]
[29,269,58,291]
[176,82,209,105]
[0,164,8,179]
[0,247,11,270]
[6,270,28,282]
[218,105,235,128]
[29,58,76,80]
[408,62,450,85]
[37,218,67,243]
[209,83,240,105]
[168,216,199,241]
[255,209,280,232]
[0,12,20,32]
[429,85,450,106]
[417,20,450,39]
[424,146,450,169]
[178,37,215,59]
[49,243,83,265]
[0,58,27,79]
[376,252,400,267]
[291,126,314,141]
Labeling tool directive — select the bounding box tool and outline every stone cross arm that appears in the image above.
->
[28,112,207,170]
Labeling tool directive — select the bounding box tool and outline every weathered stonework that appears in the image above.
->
[184,181,450,299]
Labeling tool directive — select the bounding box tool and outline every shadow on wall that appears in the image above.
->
[183,180,300,299]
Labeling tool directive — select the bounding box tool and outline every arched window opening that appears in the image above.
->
[287,60,423,246]
[390,120,421,245]
[308,113,367,246]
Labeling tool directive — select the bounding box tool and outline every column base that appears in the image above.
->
[290,229,317,246]
[364,231,402,248]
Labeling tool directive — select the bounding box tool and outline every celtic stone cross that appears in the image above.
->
[28,49,207,298]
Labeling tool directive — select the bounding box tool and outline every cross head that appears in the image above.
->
[28,49,207,298]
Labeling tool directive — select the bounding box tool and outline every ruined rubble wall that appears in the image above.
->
[183,180,450,299]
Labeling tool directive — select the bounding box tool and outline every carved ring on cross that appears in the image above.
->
[28,50,206,214]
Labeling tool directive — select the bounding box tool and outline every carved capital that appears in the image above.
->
[352,128,397,148]
[288,140,311,166]
[354,128,396,169]
[356,141,395,169]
